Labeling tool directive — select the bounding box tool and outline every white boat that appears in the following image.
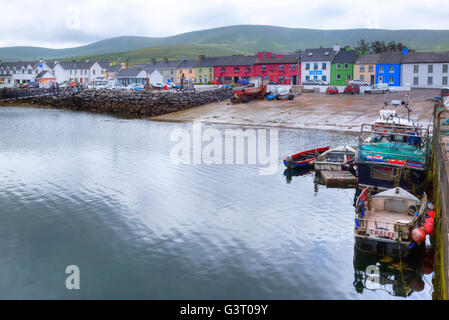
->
[354,187,429,257]
[313,145,357,172]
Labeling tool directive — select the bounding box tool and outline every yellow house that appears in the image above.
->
[194,56,218,84]
[177,59,197,83]
[354,54,381,85]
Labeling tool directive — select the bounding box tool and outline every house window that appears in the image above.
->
[360,75,365,81]
[189,69,192,73]
[262,65,266,72]
[209,68,212,73]
[279,65,284,71]
[336,73,341,80]
[413,77,419,85]
[322,63,327,70]
[93,70,96,75]
[360,66,365,72]
[344,63,349,69]
[443,77,448,86]
[234,67,239,73]
[290,64,296,71]
[379,66,384,73]
[336,64,341,70]
[305,63,310,70]
[314,63,318,70]
[389,77,394,84]
[428,65,433,73]
[389,66,394,73]
[305,75,310,80]
[220,67,225,73]
[428,77,433,85]
[413,65,419,73]
[264,76,269,81]
[279,75,284,83]
[245,67,251,73]
[369,65,374,72]
[322,75,327,81]
[443,65,448,73]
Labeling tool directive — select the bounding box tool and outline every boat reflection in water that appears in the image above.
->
[353,246,434,297]
[283,167,314,184]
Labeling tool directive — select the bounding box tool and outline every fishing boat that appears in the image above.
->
[283,147,330,169]
[354,187,433,257]
[313,145,357,172]
[356,98,431,193]
[231,83,268,103]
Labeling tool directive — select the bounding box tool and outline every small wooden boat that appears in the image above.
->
[283,147,330,169]
[231,84,268,103]
[313,145,357,172]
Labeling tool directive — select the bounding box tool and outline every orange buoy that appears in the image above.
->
[412,228,426,244]
[427,210,435,218]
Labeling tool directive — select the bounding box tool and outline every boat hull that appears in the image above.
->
[283,147,330,169]
[354,235,416,258]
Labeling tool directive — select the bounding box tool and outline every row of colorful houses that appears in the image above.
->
[2,44,449,89]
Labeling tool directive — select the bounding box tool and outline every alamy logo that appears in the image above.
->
[170,122,279,175]
[365,265,380,290]
[65,265,80,290]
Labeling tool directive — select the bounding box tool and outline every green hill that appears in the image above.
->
[60,44,243,65]
[2,25,449,62]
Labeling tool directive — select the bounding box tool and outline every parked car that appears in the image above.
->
[151,82,165,89]
[365,83,390,94]
[440,87,449,100]
[343,84,360,94]
[302,80,319,86]
[315,80,329,86]
[348,80,371,86]
[326,86,339,95]
[125,84,144,91]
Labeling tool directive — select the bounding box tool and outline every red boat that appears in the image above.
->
[231,83,268,103]
[283,147,330,168]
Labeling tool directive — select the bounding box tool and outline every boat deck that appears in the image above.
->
[364,209,414,232]
[320,170,357,187]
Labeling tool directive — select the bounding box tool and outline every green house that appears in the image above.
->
[331,48,357,86]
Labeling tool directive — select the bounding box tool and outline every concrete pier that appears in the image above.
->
[432,98,449,300]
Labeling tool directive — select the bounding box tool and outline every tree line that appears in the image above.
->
[355,39,415,54]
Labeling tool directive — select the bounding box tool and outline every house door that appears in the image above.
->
[370,75,375,84]
[378,76,383,83]
[234,77,239,83]
[292,76,297,85]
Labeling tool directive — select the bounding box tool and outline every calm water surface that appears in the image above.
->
[0,107,433,299]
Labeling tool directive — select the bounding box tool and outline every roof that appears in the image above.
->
[195,57,219,68]
[355,54,382,65]
[255,54,299,65]
[401,51,449,64]
[148,60,182,69]
[301,48,336,62]
[214,55,257,66]
[0,61,37,69]
[373,187,420,202]
[378,53,403,64]
[98,62,121,72]
[178,59,199,69]
[333,49,357,64]
[58,61,96,70]
[115,68,146,78]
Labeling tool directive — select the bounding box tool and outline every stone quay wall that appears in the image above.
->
[0,88,234,117]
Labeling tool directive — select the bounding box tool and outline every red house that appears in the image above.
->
[253,51,301,85]
[214,55,257,84]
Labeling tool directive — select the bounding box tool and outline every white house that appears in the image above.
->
[57,60,105,84]
[0,61,42,88]
[115,67,163,86]
[301,45,338,84]
[401,52,449,89]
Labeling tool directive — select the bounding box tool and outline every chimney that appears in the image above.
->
[164,56,168,63]
[256,52,264,60]
[333,43,340,53]
[266,51,273,59]
[199,55,205,61]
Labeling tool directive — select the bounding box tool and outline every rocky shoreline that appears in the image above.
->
[0,88,233,117]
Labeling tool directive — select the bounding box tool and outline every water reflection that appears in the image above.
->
[353,246,434,297]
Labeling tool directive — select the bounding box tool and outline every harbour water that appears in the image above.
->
[0,106,434,299]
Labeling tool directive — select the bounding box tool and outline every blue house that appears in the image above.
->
[375,53,402,87]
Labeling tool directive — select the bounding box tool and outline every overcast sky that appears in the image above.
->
[1,0,449,48]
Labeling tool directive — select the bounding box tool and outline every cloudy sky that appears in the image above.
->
[1,0,449,48]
